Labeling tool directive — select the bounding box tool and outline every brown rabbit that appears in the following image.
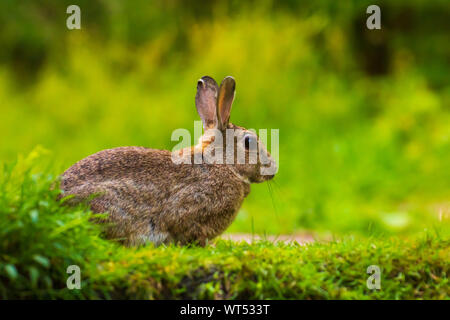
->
[61,76,277,246]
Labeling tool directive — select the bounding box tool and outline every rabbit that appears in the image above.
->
[60,76,277,246]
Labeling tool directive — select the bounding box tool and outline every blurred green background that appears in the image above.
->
[0,0,449,237]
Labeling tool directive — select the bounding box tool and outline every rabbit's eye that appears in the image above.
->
[244,135,255,150]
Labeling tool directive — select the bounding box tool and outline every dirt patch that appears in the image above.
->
[220,233,317,244]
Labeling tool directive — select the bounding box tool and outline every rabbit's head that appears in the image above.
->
[195,76,277,183]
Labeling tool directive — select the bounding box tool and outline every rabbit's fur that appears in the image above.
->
[61,76,277,246]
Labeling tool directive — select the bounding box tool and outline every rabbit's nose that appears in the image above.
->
[260,162,277,177]
[266,173,275,180]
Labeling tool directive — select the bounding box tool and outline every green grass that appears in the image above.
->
[1,153,448,299]
[1,1,449,237]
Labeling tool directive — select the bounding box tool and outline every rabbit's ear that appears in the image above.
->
[195,76,219,130]
[217,76,236,129]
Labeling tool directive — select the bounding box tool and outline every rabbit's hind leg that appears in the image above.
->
[131,222,172,247]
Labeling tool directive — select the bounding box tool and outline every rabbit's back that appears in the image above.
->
[62,147,174,189]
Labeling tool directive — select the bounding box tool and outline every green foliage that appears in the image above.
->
[0,155,448,299]
[0,148,112,298]
[0,1,449,236]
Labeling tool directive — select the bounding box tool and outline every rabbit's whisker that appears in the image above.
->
[267,181,280,226]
